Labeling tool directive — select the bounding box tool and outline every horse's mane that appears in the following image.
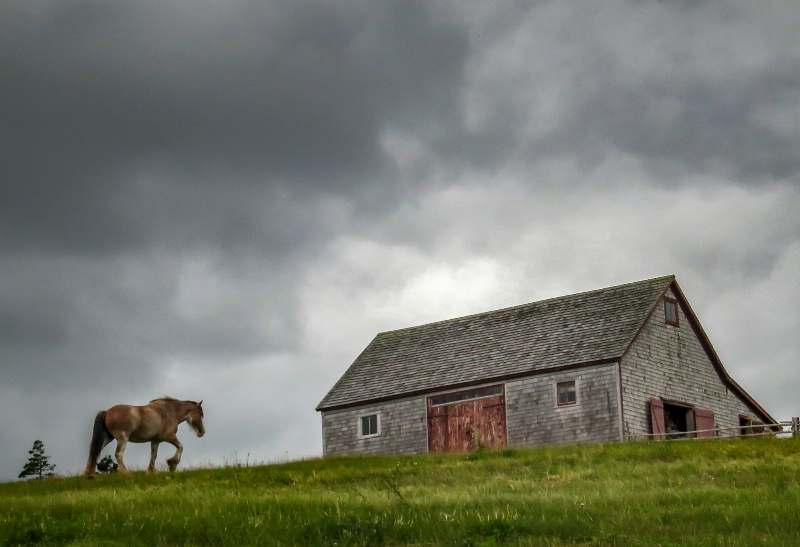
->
[150,396,199,404]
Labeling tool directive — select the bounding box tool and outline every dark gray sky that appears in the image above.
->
[2,1,798,481]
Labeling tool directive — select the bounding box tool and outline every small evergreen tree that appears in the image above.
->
[18,440,56,480]
[97,455,119,474]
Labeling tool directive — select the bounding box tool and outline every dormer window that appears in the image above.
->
[664,298,679,327]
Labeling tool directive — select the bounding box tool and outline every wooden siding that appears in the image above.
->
[321,396,427,456]
[505,363,620,447]
[621,287,757,438]
[323,366,622,456]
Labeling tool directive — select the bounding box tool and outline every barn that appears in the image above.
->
[316,275,775,455]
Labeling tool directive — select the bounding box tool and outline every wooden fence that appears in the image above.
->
[627,417,800,441]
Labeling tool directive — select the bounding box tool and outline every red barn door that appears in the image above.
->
[649,398,666,440]
[694,408,716,438]
[427,385,507,453]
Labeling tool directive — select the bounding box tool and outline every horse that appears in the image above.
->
[84,397,205,479]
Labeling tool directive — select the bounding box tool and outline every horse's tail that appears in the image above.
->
[84,411,111,479]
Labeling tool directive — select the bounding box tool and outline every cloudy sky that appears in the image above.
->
[2,1,798,481]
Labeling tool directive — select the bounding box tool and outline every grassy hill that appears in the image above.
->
[2,438,800,546]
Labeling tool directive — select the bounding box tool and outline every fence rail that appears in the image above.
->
[626,417,800,441]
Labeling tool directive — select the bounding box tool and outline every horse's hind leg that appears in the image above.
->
[84,434,112,479]
[115,436,130,474]
[165,434,183,472]
[148,441,159,473]
[84,411,113,479]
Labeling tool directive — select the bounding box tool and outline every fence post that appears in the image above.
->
[792,417,799,438]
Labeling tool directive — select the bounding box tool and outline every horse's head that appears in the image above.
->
[187,400,205,438]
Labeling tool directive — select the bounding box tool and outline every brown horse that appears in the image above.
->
[84,397,205,479]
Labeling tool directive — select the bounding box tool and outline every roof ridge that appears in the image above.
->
[376,274,676,337]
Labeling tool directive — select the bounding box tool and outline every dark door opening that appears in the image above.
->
[739,414,766,437]
[650,398,715,439]
[663,402,694,439]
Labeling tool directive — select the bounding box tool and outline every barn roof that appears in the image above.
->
[317,275,677,411]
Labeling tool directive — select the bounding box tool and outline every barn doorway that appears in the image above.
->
[662,401,694,439]
[427,385,507,453]
[649,398,716,439]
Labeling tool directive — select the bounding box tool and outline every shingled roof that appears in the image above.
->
[317,275,677,411]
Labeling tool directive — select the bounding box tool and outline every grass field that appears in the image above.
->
[2,437,800,546]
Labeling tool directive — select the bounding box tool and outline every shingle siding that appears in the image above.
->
[322,396,428,456]
[621,287,755,438]
[506,364,620,447]
[323,365,622,456]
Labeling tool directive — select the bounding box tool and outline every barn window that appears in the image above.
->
[430,385,503,406]
[664,298,679,326]
[358,414,380,438]
[556,380,577,407]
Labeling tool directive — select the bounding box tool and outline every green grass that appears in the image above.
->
[2,438,800,545]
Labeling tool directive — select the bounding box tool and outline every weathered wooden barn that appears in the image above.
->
[316,275,775,455]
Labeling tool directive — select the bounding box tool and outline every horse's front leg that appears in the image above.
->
[164,434,183,472]
[115,436,130,474]
[148,441,160,473]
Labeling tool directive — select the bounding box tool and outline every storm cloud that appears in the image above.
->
[1,0,798,480]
